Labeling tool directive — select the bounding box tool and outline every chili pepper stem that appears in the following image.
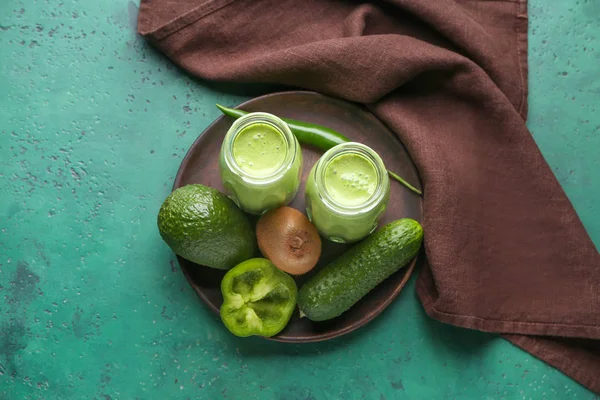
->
[387,170,422,196]
[216,103,233,115]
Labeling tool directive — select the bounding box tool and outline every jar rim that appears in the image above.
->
[222,112,298,185]
[314,142,389,215]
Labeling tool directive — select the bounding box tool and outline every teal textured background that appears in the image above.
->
[1,0,599,399]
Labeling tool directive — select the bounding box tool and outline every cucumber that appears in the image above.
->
[298,218,423,321]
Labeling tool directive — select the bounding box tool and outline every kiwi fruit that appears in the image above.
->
[256,207,321,275]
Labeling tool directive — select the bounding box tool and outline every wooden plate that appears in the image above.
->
[173,91,422,342]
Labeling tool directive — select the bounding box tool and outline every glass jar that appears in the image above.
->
[305,142,390,243]
[219,112,303,215]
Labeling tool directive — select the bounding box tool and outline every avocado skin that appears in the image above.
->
[157,184,256,270]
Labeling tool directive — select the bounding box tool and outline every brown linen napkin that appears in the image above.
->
[138,0,600,392]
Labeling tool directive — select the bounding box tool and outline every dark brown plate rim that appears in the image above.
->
[172,90,421,343]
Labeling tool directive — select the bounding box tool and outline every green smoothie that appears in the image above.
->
[232,123,287,176]
[219,113,302,215]
[305,143,390,243]
[323,153,378,207]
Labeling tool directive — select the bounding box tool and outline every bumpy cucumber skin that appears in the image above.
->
[298,219,423,321]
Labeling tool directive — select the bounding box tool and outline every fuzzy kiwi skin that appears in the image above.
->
[256,207,321,275]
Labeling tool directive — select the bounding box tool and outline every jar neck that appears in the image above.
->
[222,112,297,185]
[314,142,388,215]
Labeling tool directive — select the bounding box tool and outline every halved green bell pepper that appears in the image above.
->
[220,258,297,337]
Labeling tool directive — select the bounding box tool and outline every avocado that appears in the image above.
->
[157,184,256,270]
[298,218,423,321]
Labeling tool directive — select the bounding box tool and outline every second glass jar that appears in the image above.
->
[305,142,390,243]
[219,112,303,215]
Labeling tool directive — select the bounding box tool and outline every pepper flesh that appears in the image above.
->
[216,104,422,196]
[220,258,297,337]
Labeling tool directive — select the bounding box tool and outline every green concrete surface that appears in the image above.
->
[1,0,599,399]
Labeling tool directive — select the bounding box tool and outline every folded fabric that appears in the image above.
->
[138,0,600,392]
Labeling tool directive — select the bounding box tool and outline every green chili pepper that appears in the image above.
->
[220,258,297,337]
[216,104,422,196]
[216,103,348,151]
